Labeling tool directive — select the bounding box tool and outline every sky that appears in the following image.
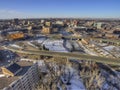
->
[0,0,120,19]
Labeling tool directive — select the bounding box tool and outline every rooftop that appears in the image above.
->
[0,61,33,89]
[0,50,19,67]
[6,63,21,75]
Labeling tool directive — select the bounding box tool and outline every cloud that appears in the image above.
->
[0,9,35,19]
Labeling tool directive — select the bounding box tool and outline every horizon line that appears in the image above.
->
[0,17,120,20]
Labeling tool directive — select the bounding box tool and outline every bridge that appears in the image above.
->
[45,34,120,46]
[91,38,120,46]
[46,34,82,40]
[6,46,120,66]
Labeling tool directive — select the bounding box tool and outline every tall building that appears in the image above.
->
[0,61,38,90]
[3,63,39,90]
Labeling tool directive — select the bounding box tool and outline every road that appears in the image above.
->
[1,33,120,66]
[6,46,120,66]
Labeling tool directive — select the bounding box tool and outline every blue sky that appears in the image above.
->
[0,0,120,19]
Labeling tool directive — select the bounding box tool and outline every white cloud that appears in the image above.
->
[0,9,35,19]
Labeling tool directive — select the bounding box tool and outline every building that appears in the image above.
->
[13,18,19,25]
[0,61,35,89]
[27,26,33,35]
[93,22,103,29]
[3,63,39,90]
[45,21,51,27]
[105,33,120,39]
[85,21,94,27]
[81,38,89,45]
[27,26,32,30]
[52,28,59,33]
[1,63,22,77]
[7,32,24,40]
[0,50,18,66]
[0,32,3,41]
[55,21,64,26]
[41,20,44,24]
[41,26,51,34]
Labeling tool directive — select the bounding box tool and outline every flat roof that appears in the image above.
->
[0,76,18,89]
[0,61,33,89]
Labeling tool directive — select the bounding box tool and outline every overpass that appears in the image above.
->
[45,34,120,46]
[7,46,120,66]
[91,38,120,46]
[46,34,82,40]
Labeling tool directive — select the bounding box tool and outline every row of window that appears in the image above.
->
[9,64,39,90]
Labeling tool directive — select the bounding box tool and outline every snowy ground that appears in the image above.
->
[78,41,98,56]
[103,45,120,58]
[103,45,115,51]
[31,38,85,53]
[42,39,68,52]
[37,59,120,90]
[9,44,22,49]
[37,60,86,90]
[0,74,5,78]
[35,38,46,44]
[27,42,39,49]
[60,67,86,90]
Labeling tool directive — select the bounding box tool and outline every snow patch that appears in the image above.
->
[42,39,68,52]
[10,44,22,49]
